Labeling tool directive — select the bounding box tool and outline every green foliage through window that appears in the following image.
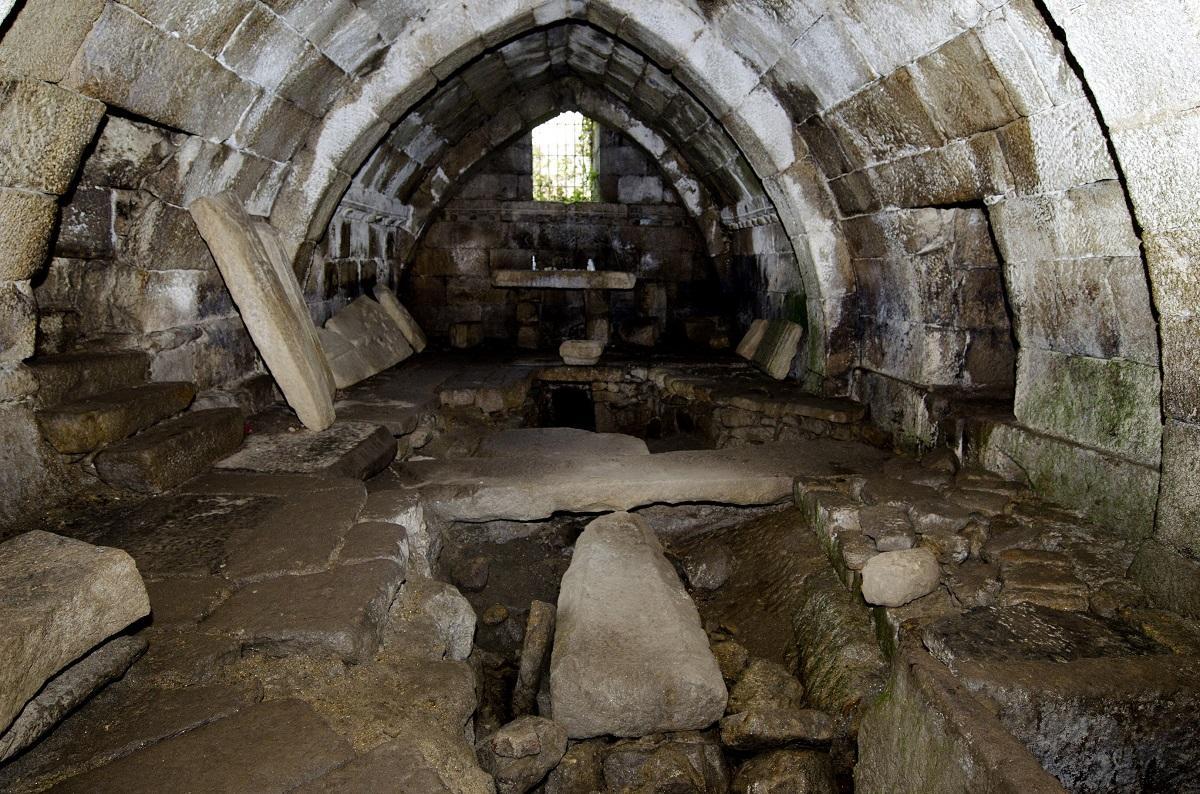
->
[532,112,599,203]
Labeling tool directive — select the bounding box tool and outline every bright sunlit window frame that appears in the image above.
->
[531,112,599,204]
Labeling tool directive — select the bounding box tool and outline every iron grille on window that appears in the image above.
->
[532,112,599,203]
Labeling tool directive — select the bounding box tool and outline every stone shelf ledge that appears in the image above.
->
[491,270,636,290]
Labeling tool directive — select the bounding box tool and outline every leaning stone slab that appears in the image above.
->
[736,319,768,360]
[0,635,146,762]
[191,192,336,431]
[752,320,804,380]
[0,531,150,737]
[51,699,354,793]
[550,512,727,738]
[512,600,556,717]
[317,326,375,390]
[374,285,427,353]
[324,296,414,386]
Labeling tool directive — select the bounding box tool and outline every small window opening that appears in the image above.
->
[532,112,598,203]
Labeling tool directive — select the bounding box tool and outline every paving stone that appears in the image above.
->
[36,382,196,454]
[0,635,146,762]
[719,709,834,751]
[338,521,408,567]
[203,561,404,663]
[550,512,727,739]
[0,681,262,793]
[374,285,428,353]
[50,699,353,793]
[0,531,150,737]
[143,576,232,626]
[121,628,242,688]
[512,600,556,717]
[476,427,649,458]
[191,192,336,431]
[294,740,452,793]
[217,419,396,480]
[94,408,245,494]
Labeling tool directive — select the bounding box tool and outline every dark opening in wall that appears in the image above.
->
[543,385,597,431]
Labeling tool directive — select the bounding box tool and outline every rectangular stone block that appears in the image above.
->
[0,188,56,281]
[1154,420,1200,559]
[1014,348,1162,467]
[94,408,245,494]
[323,296,414,381]
[0,281,36,365]
[0,80,104,195]
[64,3,258,141]
[0,0,105,82]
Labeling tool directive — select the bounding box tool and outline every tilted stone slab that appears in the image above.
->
[323,296,414,387]
[551,511,727,738]
[94,408,245,494]
[752,320,804,380]
[36,382,196,454]
[0,531,150,737]
[190,192,336,431]
[736,319,769,360]
[216,420,396,481]
[316,326,375,390]
[374,285,427,353]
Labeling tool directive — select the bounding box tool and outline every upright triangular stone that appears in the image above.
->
[191,192,336,431]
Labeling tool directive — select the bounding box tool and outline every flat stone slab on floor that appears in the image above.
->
[0,531,149,739]
[202,560,404,663]
[216,417,396,480]
[399,440,887,522]
[475,427,650,458]
[551,512,727,738]
[50,699,353,793]
[294,740,451,793]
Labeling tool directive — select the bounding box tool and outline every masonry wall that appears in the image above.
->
[403,130,722,349]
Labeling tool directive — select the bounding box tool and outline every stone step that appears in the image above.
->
[26,351,150,409]
[94,409,245,494]
[36,382,198,455]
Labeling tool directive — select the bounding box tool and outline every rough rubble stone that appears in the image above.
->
[384,576,476,661]
[203,560,404,663]
[512,600,556,717]
[601,731,729,793]
[732,749,837,794]
[191,192,336,431]
[681,543,733,591]
[0,531,150,737]
[51,699,353,793]
[543,738,608,794]
[860,549,941,607]
[0,635,146,762]
[35,382,196,454]
[93,408,245,493]
[374,285,428,352]
[476,716,568,794]
[451,555,490,593]
[550,512,727,738]
[711,640,751,685]
[727,659,805,714]
[559,339,604,366]
[0,188,57,282]
[719,709,834,751]
[216,420,396,480]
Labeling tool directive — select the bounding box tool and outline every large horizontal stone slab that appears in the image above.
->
[36,382,196,454]
[551,512,727,738]
[94,408,245,493]
[492,269,636,290]
[51,699,354,793]
[191,192,336,431]
[476,428,650,458]
[0,531,150,737]
[398,440,887,522]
